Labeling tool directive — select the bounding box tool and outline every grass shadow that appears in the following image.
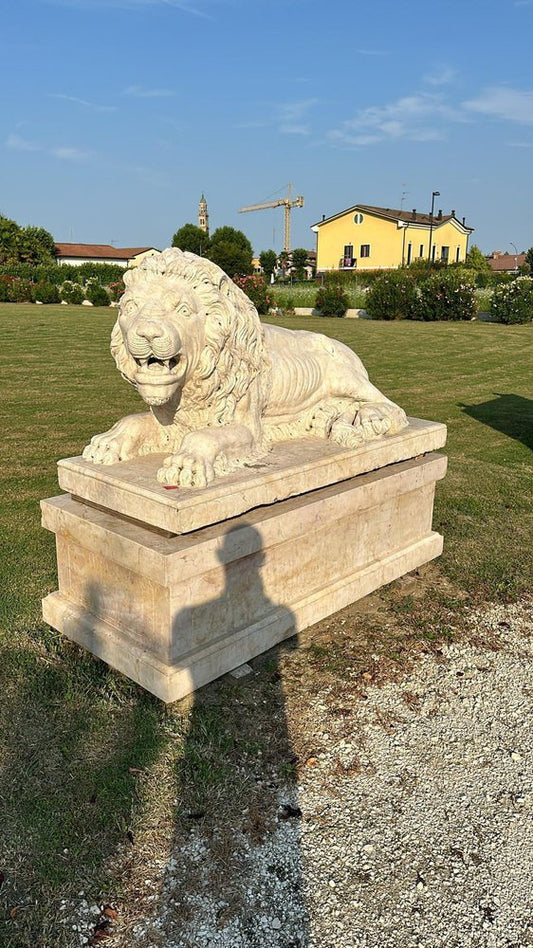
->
[459,393,533,451]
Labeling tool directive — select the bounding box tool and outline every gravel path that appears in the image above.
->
[63,599,533,947]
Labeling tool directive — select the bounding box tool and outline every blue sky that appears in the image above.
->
[1,0,532,256]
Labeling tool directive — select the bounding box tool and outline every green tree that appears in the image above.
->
[259,249,277,279]
[524,247,533,272]
[0,215,19,265]
[465,244,490,271]
[18,226,56,265]
[171,223,210,256]
[0,214,55,265]
[291,248,308,271]
[209,226,252,255]
[278,250,290,275]
[208,226,253,276]
[208,241,253,277]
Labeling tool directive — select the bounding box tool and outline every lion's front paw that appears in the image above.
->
[157,453,216,489]
[352,404,407,442]
[82,414,160,465]
[82,429,129,465]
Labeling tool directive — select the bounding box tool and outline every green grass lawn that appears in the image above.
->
[0,303,531,945]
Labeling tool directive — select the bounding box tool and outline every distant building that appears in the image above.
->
[54,243,159,268]
[198,194,209,234]
[486,250,526,273]
[311,204,474,272]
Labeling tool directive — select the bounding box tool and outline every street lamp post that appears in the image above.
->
[427,190,440,271]
[510,242,518,272]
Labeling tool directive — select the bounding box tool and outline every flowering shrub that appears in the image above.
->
[315,283,349,317]
[0,275,34,302]
[490,276,533,325]
[233,275,272,315]
[33,281,60,304]
[108,279,125,303]
[414,271,476,321]
[365,272,418,320]
[0,275,14,301]
[60,280,85,304]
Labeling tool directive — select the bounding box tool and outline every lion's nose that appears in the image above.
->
[135,318,165,345]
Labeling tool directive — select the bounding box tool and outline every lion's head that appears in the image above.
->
[111,249,269,419]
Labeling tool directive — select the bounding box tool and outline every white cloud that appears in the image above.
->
[233,120,268,129]
[52,146,90,159]
[49,93,117,112]
[43,0,211,15]
[423,67,457,86]
[463,86,533,124]
[354,48,387,56]
[6,133,40,151]
[328,93,461,147]
[6,133,89,160]
[124,85,175,98]
[276,98,320,135]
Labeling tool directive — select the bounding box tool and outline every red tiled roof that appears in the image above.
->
[54,243,158,259]
[487,253,526,272]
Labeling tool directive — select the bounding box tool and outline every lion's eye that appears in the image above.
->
[177,305,191,317]
[121,299,138,317]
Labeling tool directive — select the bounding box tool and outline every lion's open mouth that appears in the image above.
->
[132,353,186,405]
[134,355,181,375]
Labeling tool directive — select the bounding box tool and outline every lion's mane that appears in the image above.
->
[110,248,271,427]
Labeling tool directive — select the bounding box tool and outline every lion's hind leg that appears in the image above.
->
[304,404,339,439]
[329,402,407,447]
[307,401,408,449]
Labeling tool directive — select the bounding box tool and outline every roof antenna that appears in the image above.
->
[400,186,409,211]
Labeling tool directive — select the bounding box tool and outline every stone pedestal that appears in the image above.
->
[42,419,447,703]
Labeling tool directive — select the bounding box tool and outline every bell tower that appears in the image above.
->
[198,193,209,234]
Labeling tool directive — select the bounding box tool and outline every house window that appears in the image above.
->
[441,246,449,263]
[456,247,461,262]
[343,244,354,267]
[432,244,437,261]
[407,242,412,265]
[353,213,364,224]
[360,244,370,258]
[419,244,424,258]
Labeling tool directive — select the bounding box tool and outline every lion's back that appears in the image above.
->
[262,322,368,377]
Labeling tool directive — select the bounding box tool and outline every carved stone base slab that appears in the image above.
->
[57,417,446,535]
[42,451,447,703]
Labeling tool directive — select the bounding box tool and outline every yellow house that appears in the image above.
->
[311,204,474,272]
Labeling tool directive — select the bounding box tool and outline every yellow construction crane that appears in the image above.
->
[239,183,304,253]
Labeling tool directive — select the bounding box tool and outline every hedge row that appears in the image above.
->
[315,272,533,323]
[0,262,126,285]
[321,266,521,291]
[0,275,125,306]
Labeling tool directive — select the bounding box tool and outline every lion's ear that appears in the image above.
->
[110,319,137,385]
[218,275,232,298]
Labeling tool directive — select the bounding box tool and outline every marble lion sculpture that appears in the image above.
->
[82,248,408,487]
